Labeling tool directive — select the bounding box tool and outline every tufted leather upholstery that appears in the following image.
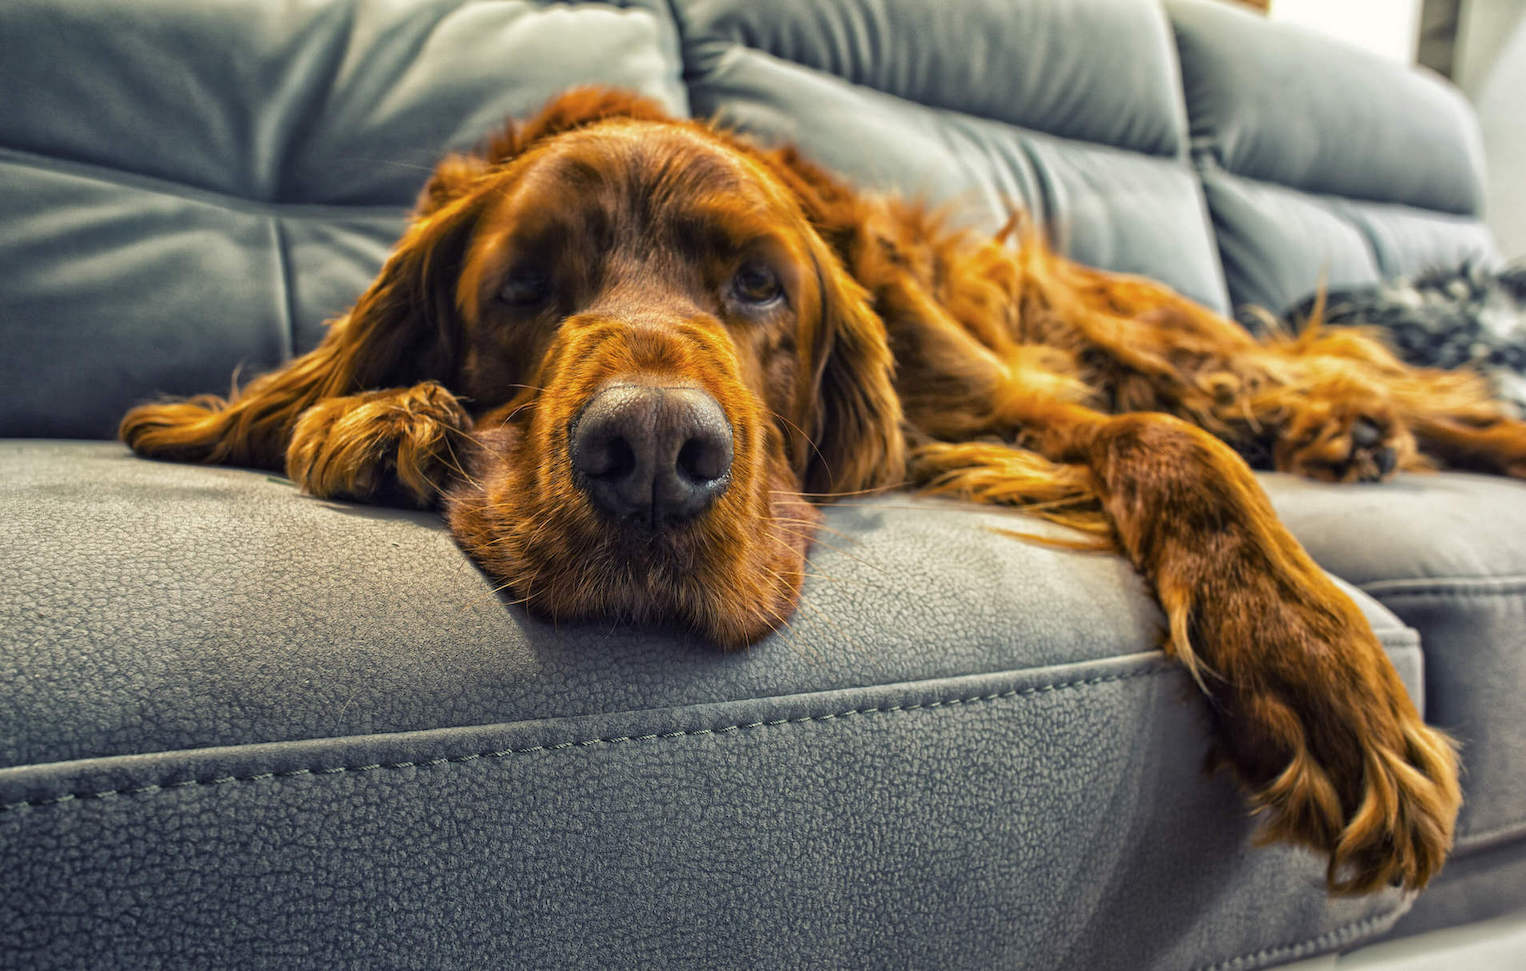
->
[3,0,1524,967]
[1167,0,1497,314]
[0,0,685,442]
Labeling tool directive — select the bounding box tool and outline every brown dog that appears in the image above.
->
[122,88,1526,895]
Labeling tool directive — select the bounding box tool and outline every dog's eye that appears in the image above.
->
[498,268,550,307]
[732,263,783,306]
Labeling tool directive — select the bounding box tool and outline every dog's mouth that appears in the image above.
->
[445,381,817,648]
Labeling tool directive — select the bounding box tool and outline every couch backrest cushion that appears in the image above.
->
[0,0,685,439]
[674,0,1233,315]
[1166,0,1497,315]
[4,0,1502,440]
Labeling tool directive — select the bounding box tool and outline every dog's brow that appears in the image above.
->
[667,200,791,257]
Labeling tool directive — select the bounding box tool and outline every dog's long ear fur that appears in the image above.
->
[121,190,489,469]
[754,146,907,493]
[795,249,907,495]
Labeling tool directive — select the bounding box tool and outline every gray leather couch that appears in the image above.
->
[3,1,1522,967]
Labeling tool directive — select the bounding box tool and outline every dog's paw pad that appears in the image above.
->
[1277,410,1409,483]
[1348,418,1398,480]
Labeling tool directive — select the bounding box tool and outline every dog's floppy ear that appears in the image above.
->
[793,239,907,495]
[418,86,675,215]
[121,187,489,469]
[752,145,907,493]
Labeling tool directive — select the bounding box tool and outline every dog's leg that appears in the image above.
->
[1198,322,1526,482]
[931,396,1461,893]
[1254,333,1526,478]
[1410,415,1526,477]
[998,259,1449,484]
[1392,371,1526,477]
[284,382,473,506]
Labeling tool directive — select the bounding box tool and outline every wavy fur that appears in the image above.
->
[123,87,1526,893]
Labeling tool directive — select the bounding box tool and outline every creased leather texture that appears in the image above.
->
[0,0,685,440]
[0,0,686,205]
[2,442,1422,771]
[674,0,1232,313]
[0,446,1427,969]
[1260,472,1526,927]
[1200,169,1499,315]
[674,0,1189,157]
[0,658,1410,971]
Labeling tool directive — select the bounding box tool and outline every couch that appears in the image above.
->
[3,0,1522,967]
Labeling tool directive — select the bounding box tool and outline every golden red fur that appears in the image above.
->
[122,88,1526,895]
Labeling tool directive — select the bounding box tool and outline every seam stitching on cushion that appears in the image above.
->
[0,145,409,219]
[1364,583,1526,599]
[1192,906,1408,971]
[1361,577,1526,598]
[0,665,1169,814]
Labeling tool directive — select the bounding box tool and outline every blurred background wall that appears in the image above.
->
[1269,0,1424,62]
[1446,0,1526,259]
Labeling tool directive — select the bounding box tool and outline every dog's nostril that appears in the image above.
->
[583,435,636,480]
[677,430,731,484]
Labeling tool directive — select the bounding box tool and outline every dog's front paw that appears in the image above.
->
[1241,690,1460,894]
[286,382,471,506]
[1273,400,1413,483]
[1169,575,1461,894]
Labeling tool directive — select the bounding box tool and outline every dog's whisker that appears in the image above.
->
[770,480,910,499]
[766,525,895,581]
[438,437,483,493]
[751,573,824,664]
[763,521,849,554]
[767,406,826,462]
[768,517,863,546]
[770,565,881,591]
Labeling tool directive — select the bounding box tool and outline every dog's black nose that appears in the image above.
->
[570,384,733,528]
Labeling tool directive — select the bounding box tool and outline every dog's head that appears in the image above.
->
[370,89,906,645]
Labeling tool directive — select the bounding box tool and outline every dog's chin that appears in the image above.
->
[444,455,819,649]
